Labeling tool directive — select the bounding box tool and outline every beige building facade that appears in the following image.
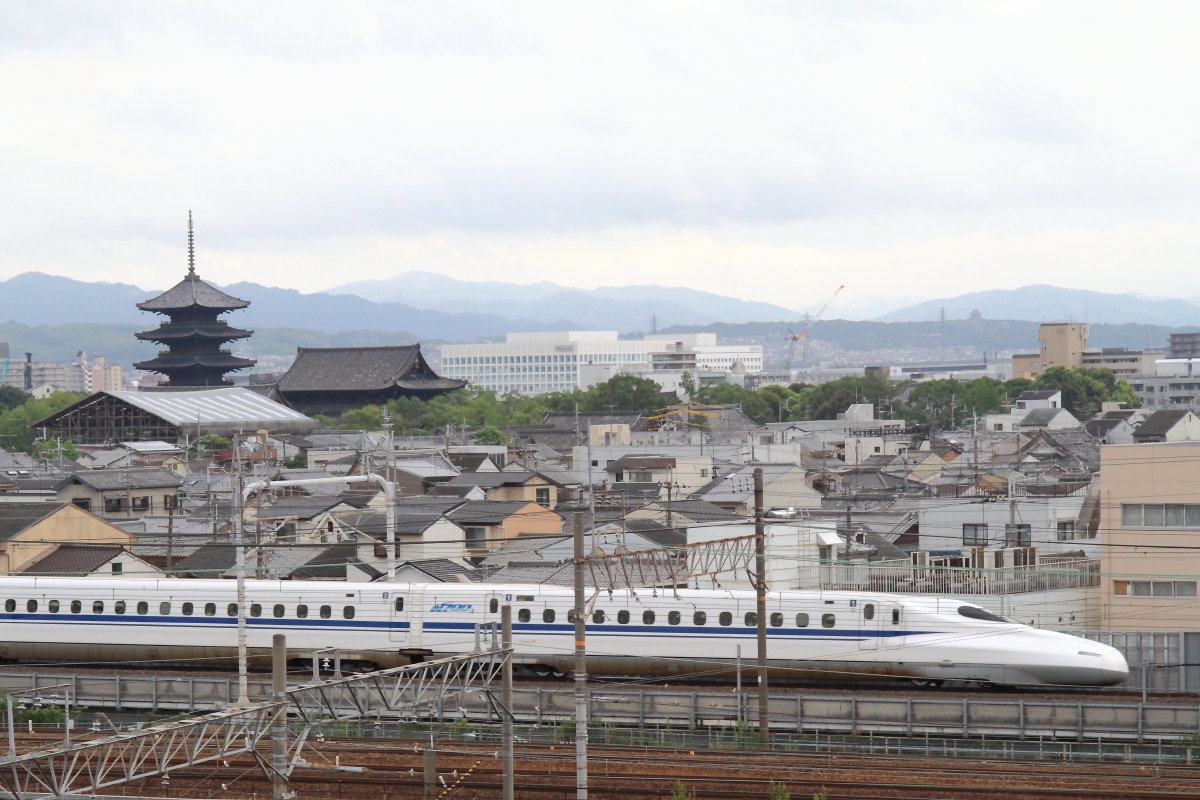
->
[1012,322,1089,380]
[1099,442,1200,632]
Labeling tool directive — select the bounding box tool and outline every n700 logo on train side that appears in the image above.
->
[430,603,474,612]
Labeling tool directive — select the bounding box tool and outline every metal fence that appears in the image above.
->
[3,670,1199,745]
[815,558,1101,594]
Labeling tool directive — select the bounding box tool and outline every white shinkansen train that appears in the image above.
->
[0,577,1128,687]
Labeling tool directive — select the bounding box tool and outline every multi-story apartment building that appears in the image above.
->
[1080,347,1161,379]
[1,353,123,394]
[1011,322,1089,380]
[1098,441,1200,632]
[440,331,762,395]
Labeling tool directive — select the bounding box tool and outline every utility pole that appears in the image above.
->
[572,511,589,799]
[753,467,770,745]
[271,634,289,800]
[501,605,514,800]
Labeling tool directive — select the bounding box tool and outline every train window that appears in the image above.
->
[643,610,655,624]
[863,604,875,620]
[744,612,756,626]
[250,604,262,618]
[93,601,104,614]
[273,604,285,618]
[296,604,308,619]
[227,603,238,617]
[182,602,194,616]
[891,608,900,624]
[70,600,82,614]
[770,613,783,627]
[796,613,809,628]
[957,605,1010,623]
[518,609,531,623]
[115,601,126,615]
[543,609,555,623]
[160,602,171,615]
[821,613,836,628]
[693,611,707,625]
[719,612,732,626]
[668,611,681,625]
[617,610,630,624]
[397,598,407,612]
[26,600,36,613]
[205,603,217,617]
[135,601,148,615]
[48,600,60,613]
[343,606,355,620]
[489,598,498,613]
[3,600,12,613]
[592,610,606,624]
[320,605,332,619]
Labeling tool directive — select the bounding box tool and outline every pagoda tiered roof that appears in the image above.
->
[137,272,250,312]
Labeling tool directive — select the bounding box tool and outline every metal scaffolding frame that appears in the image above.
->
[586,534,758,589]
[0,648,511,799]
[0,702,283,800]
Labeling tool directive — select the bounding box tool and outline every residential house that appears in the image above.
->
[54,468,182,520]
[20,544,161,579]
[692,463,821,516]
[440,470,578,510]
[0,503,136,573]
[1131,410,1200,444]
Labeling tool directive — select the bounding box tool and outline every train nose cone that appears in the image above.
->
[1077,643,1130,686]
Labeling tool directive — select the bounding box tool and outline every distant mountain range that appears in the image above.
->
[325,271,799,331]
[875,285,1200,328]
[1,272,1197,353]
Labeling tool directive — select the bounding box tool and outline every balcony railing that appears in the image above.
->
[812,558,1100,595]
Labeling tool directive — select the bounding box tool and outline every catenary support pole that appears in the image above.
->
[754,467,770,745]
[271,634,288,800]
[502,604,514,800]
[573,511,588,799]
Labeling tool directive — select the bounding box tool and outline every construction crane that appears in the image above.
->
[783,284,844,374]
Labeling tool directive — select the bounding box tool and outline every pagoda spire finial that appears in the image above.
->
[187,210,196,276]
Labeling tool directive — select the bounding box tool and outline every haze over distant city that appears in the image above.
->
[2,2,1198,319]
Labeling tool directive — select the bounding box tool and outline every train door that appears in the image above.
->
[857,598,882,650]
[397,585,425,646]
[858,598,902,650]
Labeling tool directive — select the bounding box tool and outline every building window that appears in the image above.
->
[1114,580,1198,598]
[1005,524,1032,547]
[464,527,487,550]
[1122,504,1200,528]
[111,563,123,575]
[131,496,150,511]
[1056,520,1076,541]
[535,488,551,507]
[104,497,124,513]
[71,498,91,511]
[962,523,988,546]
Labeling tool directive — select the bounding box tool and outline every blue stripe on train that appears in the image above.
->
[0,614,925,639]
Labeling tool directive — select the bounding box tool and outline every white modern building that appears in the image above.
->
[440,331,762,395]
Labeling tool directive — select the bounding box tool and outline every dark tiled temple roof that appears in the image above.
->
[275,346,465,393]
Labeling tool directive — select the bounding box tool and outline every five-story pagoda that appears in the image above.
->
[134,213,256,386]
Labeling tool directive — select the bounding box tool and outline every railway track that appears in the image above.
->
[61,737,1200,799]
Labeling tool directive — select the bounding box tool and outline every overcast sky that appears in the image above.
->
[1,1,1197,318]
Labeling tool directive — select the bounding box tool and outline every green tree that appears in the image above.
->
[1033,366,1140,418]
[474,426,507,446]
[32,438,79,461]
[0,392,85,453]
[0,386,30,413]
[584,375,672,412]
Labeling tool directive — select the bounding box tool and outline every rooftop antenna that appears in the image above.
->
[187,211,196,276]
